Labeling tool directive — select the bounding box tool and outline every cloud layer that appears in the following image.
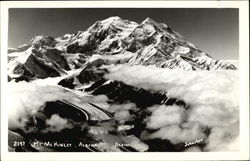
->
[105,65,239,151]
[7,64,239,151]
[7,80,108,133]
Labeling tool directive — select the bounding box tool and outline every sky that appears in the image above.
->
[8,8,238,59]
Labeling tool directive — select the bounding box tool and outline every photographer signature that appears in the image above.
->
[184,138,204,147]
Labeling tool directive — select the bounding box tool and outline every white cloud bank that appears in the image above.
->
[7,81,75,131]
[105,65,239,151]
[7,64,239,152]
[7,80,109,132]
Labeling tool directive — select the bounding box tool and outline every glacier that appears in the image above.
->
[7,16,239,152]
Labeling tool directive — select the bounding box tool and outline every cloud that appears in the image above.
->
[7,80,108,132]
[108,103,136,121]
[108,103,136,112]
[105,64,239,151]
[146,105,185,129]
[8,81,76,131]
[114,110,131,121]
[45,114,73,132]
[7,64,239,151]
[204,125,239,151]
[149,122,206,145]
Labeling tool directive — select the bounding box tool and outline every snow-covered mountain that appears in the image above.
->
[8,16,236,81]
[8,46,70,81]
[7,17,239,152]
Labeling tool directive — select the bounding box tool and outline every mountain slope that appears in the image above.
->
[8,16,237,82]
[7,16,239,152]
[8,46,70,81]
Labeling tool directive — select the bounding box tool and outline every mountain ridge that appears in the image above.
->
[8,16,237,81]
[7,16,239,152]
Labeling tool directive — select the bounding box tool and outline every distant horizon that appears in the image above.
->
[8,8,239,59]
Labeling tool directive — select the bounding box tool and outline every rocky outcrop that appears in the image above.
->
[85,79,188,108]
[30,35,57,47]
[8,46,70,81]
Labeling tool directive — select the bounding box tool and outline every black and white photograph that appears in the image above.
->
[1,1,249,160]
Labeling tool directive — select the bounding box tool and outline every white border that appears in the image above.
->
[1,1,249,161]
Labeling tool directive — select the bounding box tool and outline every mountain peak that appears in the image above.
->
[90,16,137,31]
[139,17,167,34]
[142,17,157,24]
[100,16,126,25]
[30,35,57,47]
[9,16,237,79]
[104,16,122,21]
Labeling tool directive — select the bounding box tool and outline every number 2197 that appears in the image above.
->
[13,141,25,147]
